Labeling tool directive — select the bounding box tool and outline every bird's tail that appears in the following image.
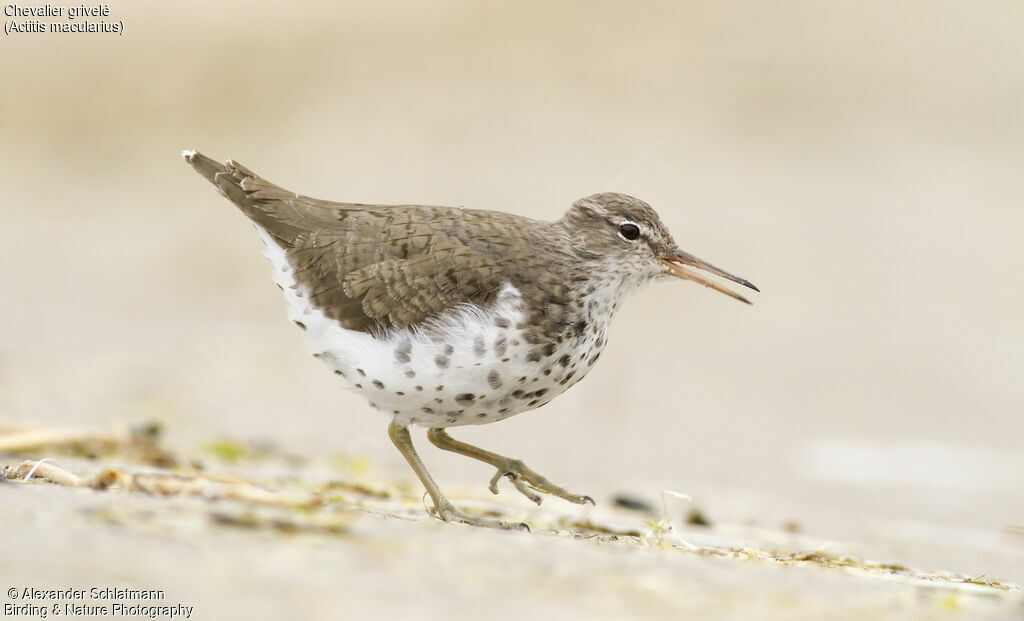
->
[182,149,304,247]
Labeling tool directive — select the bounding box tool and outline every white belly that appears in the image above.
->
[257,228,606,428]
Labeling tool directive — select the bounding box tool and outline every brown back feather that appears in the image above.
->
[185,151,573,337]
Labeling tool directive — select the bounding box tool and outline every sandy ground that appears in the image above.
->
[0,429,1021,620]
[1,1,1023,619]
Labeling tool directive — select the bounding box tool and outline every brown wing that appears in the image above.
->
[184,151,550,334]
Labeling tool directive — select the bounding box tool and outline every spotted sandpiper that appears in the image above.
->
[184,150,758,529]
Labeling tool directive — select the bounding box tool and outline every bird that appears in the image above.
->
[183,150,758,529]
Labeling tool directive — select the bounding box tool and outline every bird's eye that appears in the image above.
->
[618,222,641,241]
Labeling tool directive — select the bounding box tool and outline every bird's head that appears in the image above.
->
[559,192,759,303]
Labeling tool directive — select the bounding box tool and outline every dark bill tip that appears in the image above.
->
[661,251,759,305]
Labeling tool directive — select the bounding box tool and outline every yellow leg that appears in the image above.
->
[387,420,528,530]
[426,428,594,506]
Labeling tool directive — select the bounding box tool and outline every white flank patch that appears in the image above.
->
[254,226,608,428]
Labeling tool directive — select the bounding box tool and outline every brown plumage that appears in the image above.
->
[184,149,757,530]
[184,151,690,340]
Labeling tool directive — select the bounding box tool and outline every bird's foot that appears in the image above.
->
[486,459,595,506]
[428,501,530,531]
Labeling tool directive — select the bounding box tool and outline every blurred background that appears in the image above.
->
[2,0,1021,585]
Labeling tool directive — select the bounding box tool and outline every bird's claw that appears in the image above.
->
[486,460,594,507]
[490,470,543,505]
[430,502,530,531]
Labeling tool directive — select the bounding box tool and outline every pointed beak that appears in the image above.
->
[660,250,760,305]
